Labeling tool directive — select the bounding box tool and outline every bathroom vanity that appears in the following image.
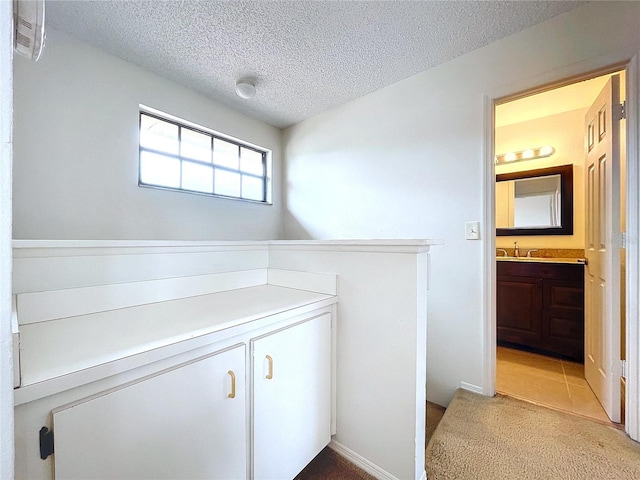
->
[497,258,585,362]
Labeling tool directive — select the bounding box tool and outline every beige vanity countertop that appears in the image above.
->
[496,257,586,265]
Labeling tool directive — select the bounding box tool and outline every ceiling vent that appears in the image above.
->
[14,0,45,61]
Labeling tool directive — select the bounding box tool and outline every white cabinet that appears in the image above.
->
[13,280,336,480]
[52,345,246,480]
[252,313,332,480]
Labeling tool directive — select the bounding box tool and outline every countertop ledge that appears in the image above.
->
[12,239,444,256]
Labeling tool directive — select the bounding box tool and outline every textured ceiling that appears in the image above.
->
[46,0,586,128]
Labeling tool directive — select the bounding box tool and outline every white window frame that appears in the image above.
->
[138,107,272,204]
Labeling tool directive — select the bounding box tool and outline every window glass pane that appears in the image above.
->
[140,114,179,155]
[138,110,268,202]
[140,151,180,188]
[182,161,213,193]
[213,138,239,170]
[181,128,211,163]
[214,169,241,197]
[240,148,264,175]
[242,175,264,201]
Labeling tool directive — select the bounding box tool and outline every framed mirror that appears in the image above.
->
[496,164,573,236]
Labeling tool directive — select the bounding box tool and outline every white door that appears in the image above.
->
[53,346,247,479]
[252,314,331,480]
[584,75,622,422]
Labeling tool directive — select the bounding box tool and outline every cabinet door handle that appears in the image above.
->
[265,355,273,380]
[227,370,236,399]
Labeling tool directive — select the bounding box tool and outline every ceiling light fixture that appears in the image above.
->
[235,79,256,99]
[495,146,555,164]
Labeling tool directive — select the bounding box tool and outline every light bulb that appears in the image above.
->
[540,146,554,156]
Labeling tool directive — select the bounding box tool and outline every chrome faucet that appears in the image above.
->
[514,242,519,257]
[526,249,538,258]
[497,249,509,257]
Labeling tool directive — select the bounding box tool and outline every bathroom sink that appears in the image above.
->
[496,256,586,264]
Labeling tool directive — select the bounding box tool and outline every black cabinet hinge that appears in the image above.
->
[614,101,626,121]
[39,426,54,460]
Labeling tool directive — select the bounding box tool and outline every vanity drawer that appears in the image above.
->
[497,261,583,281]
[544,279,584,309]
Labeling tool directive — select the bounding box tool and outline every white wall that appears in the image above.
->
[283,2,640,406]
[269,242,430,480]
[495,108,587,250]
[13,27,283,240]
[0,1,13,478]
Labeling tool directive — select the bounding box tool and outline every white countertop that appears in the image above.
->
[18,285,336,387]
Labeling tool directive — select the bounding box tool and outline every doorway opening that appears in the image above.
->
[494,70,626,425]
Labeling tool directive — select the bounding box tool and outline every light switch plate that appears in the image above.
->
[465,221,480,240]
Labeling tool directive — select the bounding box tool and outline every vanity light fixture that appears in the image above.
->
[235,79,256,99]
[495,146,555,164]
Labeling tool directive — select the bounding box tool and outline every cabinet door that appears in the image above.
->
[497,275,543,348]
[53,345,246,480]
[252,314,331,480]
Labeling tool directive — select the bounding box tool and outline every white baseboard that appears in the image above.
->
[329,440,400,480]
[460,381,483,394]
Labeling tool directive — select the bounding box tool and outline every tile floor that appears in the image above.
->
[496,346,611,423]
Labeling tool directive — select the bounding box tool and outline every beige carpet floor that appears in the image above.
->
[426,388,640,480]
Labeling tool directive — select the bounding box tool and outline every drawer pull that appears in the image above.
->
[227,370,236,399]
[266,355,273,380]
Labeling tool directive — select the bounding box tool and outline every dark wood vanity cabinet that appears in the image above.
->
[497,261,584,362]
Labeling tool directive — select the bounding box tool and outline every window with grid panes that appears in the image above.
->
[139,110,269,202]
